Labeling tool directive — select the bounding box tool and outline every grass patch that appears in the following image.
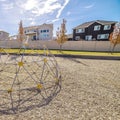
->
[0,48,120,57]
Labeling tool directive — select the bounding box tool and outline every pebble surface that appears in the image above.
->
[0,57,120,120]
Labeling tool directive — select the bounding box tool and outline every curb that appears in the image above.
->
[1,53,120,60]
[54,54,120,60]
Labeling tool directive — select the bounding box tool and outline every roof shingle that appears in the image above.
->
[74,20,117,29]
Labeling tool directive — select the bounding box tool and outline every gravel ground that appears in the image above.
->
[0,57,120,120]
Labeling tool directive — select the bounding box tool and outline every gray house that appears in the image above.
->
[0,30,9,41]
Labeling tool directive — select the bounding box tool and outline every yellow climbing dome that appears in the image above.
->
[7,89,13,93]
[18,61,24,67]
[43,58,47,63]
[36,84,42,89]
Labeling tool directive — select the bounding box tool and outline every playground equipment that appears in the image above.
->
[0,21,61,114]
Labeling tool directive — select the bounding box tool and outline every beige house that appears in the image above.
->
[24,23,53,40]
[0,30,9,41]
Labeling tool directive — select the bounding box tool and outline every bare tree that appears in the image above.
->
[17,20,24,42]
[17,20,29,48]
[56,19,68,51]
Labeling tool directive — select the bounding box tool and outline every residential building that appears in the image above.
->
[67,34,73,41]
[0,30,9,41]
[24,23,53,40]
[9,35,17,40]
[73,20,117,41]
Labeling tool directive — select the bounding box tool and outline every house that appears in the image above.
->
[73,20,117,41]
[24,23,53,40]
[67,34,73,41]
[9,35,17,40]
[0,30,9,41]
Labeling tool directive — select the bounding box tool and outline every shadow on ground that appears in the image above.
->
[0,81,61,115]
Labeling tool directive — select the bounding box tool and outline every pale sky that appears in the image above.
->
[0,0,120,36]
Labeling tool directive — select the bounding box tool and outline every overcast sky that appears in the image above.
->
[0,0,120,36]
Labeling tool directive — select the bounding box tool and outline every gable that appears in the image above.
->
[73,20,117,30]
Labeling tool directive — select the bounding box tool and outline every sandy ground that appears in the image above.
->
[0,56,120,120]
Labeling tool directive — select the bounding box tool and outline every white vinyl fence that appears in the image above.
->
[0,40,120,51]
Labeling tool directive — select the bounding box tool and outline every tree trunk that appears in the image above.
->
[112,44,116,53]
[59,44,62,52]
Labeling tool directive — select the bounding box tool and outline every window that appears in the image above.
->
[94,25,101,31]
[46,34,49,37]
[85,35,92,40]
[104,25,111,30]
[33,35,36,40]
[75,36,80,40]
[41,30,49,33]
[97,34,109,39]
[76,28,85,33]
[42,34,49,38]
[43,30,46,32]
[0,32,3,35]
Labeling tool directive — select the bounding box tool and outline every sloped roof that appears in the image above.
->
[0,29,9,34]
[24,23,53,30]
[96,20,117,25]
[74,20,117,29]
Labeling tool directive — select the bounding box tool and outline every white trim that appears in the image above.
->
[85,35,92,40]
[75,36,80,40]
[76,28,85,33]
[97,34,109,39]
[94,25,101,31]
[104,25,111,30]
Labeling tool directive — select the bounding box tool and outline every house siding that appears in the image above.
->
[24,24,53,40]
[73,21,116,41]
[0,31,9,41]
